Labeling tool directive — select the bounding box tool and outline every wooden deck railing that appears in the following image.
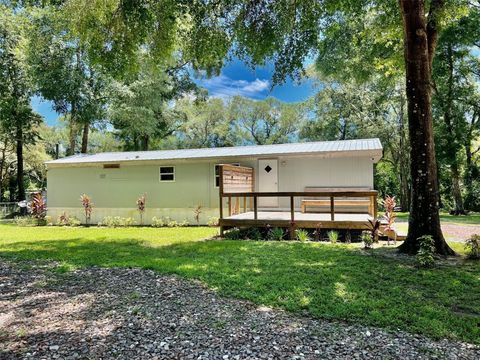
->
[219,190,378,222]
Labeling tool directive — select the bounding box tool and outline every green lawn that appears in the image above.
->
[396,211,480,225]
[0,224,479,344]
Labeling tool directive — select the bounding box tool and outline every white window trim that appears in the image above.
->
[214,163,240,188]
[159,166,175,182]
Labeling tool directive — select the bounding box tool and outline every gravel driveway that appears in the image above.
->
[1,260,478,360]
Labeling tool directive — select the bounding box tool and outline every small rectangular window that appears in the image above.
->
[159,166,175,182]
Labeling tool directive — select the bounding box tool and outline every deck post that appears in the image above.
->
[243,196,247,213]
[290,196,295,222]
[373,193,378,219]
[253,196,258,220]
[228,196,232,217]
[330,196,335,221]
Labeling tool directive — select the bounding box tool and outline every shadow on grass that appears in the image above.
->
[1,237,479,344]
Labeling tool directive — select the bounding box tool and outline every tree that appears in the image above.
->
[108,60,197,151]
[27,8,108,155]
[0,6,42,204]
[229,96,303,145]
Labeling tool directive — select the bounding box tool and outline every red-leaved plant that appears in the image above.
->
[80,194,93,225]
[384,195,397,243]
[137,194,146,225]
[31,192,47,225]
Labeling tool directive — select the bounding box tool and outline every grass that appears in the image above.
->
[0,224,479,344]
[396,211,480,225]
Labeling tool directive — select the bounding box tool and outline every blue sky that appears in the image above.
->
[31,58,316,126]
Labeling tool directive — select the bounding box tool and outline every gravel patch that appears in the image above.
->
[0,260,478,360]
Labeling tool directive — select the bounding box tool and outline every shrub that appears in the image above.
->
[207,216,219,227]
[80,194,93,224]
[57,213,81,227]
[100,216,137,227]
[361,230,374,249]
[268,227,284,241]
[246,227,262,240]
[224,228,242,240]
[30,192,47,225]
[416,235,435,268]
[166,218,179,227]
[296,229,310,242]
[151,216,165,227]
[14,216,35,227]
[327,230,339,243]
[136,194,146,225]
[465,234,480,259]
[179,219,189,226]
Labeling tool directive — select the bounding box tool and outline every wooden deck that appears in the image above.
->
[217,164,379,235]
[221,211,374,229]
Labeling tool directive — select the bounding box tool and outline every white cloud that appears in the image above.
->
[198,75,270,99]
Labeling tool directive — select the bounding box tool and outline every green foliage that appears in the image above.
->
[207,217,219,227]
[245,227,262,241]
[296,229,310,242]
[99,216,137,228]
[14,216,35,227]
[224,228,242,240]
[268,227,284,241]
[327,230,339,244]
[56,212,80,227]
[151,216,165,228]
[416,235,436,268]
[361,231,374,249]
[465,234,480,260]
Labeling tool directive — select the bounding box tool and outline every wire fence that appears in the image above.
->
[0,202,19,218]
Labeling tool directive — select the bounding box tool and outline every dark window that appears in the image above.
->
[159,166,175,181]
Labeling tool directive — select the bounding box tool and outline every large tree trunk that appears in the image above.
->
[81,123,89,154]
[398,0,454,255]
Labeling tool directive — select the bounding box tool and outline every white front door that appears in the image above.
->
[258,159,278,207]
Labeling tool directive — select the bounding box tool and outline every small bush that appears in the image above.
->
[193,204,203,225]
[268,227,284,241]
[207,216,219,227]
[416,235,435,268]
[296,229,310,242]
[136,194,147,225]
[100,216,137,227]
[166,218,178,227]
[246,227,262,240]
[151,216,165,227]
[56,212,80,226]
[327,230,339,243]
[361,230,374,249]
[224,228,242,240]
[14,216,35,227]
[30,192,47,225]
[179,219,189,227]
[465,234,480,259]
[80,194,93,225]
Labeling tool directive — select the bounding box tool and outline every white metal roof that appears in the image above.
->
[46,138,383,166]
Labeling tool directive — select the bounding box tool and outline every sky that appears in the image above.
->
[31,58,316,126]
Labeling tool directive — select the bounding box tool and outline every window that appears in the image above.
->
[214,163,240,187]
[159,166,175,182]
